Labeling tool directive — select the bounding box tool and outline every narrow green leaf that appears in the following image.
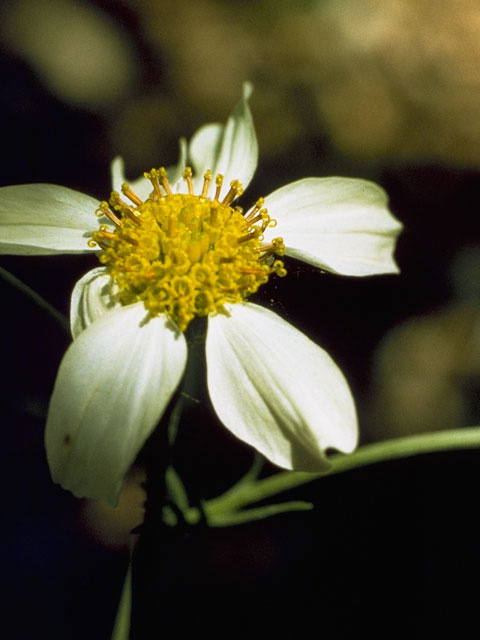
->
[206,427,480,516]
[208,501,314,527]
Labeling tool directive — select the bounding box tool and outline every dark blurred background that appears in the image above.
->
[1,0,480,637]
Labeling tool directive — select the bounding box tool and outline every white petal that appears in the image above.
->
[264,177,403,276]
[45,303,187,505]
[111,156,128,194]
[206,303,357,471]
[0,184,100,255]
[189,123,223,185]
[70,267,120,339]
[168,137,188,191]
[190,82,258,192]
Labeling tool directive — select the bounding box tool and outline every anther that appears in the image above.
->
[98,230,116,240]
[240,267,265,276]
[97,201,122,227]
[109,191,121,207]
[109,191,138,218]
[214,174,224,201]
[121,235,139,246]
[183,167,194,194]
[237,229,262,244]
[121,183,143,206]
[201,170,212,198]
[96,228,134,246]
[122,205,142,226]
[222,180,243,206]
[144,169,163,200]
[159,167,172,195]
[245,213,263,227]
[256,237,285,255]
[245,198,265,222]
[261,216,272,233]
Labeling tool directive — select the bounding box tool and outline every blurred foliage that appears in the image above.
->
[3,0,480,172]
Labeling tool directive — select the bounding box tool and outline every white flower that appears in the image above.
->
[0,84,402,505]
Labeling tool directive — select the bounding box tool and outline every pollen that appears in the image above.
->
[91,167,286,331]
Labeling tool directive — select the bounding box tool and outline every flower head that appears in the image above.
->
[0,83,402,505]
[91,167,286,332]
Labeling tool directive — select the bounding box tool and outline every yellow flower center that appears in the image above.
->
[90,167,286,331]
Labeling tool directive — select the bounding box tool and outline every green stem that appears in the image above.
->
[111,563,132,640]
[0,265,70,334]
[209,501,313,527]
[166,395,185,447]
[203,427,480,522]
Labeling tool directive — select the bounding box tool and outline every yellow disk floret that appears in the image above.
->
[91,168,286,331]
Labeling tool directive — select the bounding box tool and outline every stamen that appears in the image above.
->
[201,170,213,198]
[92,227,139,248]
[245,208,271,233]
[121,183,143,206]
[123,206,142,226]
[237,229,263,244]
[245,198,265,222]
[260,216,272,233]
[96,201,122,227]
[109,191,142,226]
[159,167,172,195]
[245,213,263,227]
[222,180,243,206]
[109,191,128,211]
[144,169,163,200]
[97,230,116,240]
[256,237,285,256]
[183,167,194,194]
[240,267,265,275]
[121,235,139,247]
[214,174,223,201]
